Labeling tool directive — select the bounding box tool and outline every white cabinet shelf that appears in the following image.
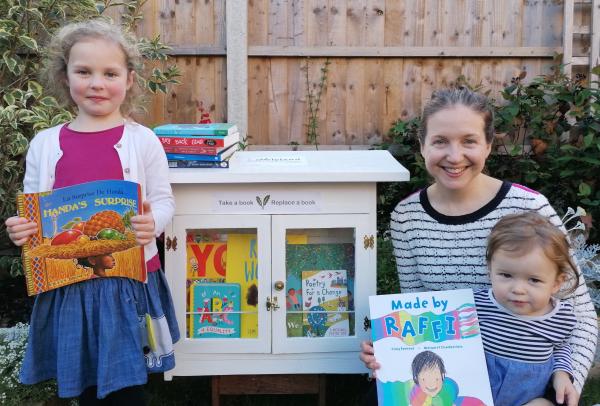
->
[164,150,408,379]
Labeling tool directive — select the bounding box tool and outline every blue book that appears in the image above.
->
[154,123,238,137]
[190,282,241,338]
[168,159,230,169]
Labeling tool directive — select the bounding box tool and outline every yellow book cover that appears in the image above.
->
[186,241,227,280]
[225,234,258,338]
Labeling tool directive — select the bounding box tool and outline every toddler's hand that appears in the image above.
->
[5,216,37,246]
[359,340,380,378]
[131,201,155,246]
[553,370,578,406]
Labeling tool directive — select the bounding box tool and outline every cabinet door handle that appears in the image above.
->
[266,296,280,311]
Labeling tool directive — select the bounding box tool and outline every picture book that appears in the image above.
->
[153,123,238,137]
[285,243,355,337]
[369,289,493,406]
[157,132,240,148]
[168,159,230,169]
[225,234,259,338]
[186,241,227,280]
[189,281,241,338]
[301,270,349,337]
[165,143,237,162]
[17,179,146,296]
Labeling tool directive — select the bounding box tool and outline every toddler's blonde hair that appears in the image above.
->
[486,211,579,295]
[41,19,144,117]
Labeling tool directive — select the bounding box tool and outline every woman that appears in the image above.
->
[360,88,597,405]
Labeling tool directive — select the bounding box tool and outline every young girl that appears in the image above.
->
[5,19,179,404]
[477,211,579,406]
[359,88,597,404]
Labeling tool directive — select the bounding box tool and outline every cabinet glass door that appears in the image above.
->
[271,214,372,354]
[169,215,271,353]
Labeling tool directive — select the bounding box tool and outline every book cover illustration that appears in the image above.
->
[18,180,145,296]
[369,289,493,406]
[225,234,259,338]
[285,243,355,337]
[189,282,241,338]
[187,241,227,281]
[153,123,238,136]
[301,270,349,337]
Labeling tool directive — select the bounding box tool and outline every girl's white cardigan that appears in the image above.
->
[23,121,175,263]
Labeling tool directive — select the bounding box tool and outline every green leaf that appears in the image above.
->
[3,93,15,106]
[38,96,59,108]
[578,182,592,197]
[2,50,17,74]
[583,133,595,148]
[18,35,38,51]
[27,80,43,98]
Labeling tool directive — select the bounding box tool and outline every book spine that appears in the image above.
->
[168,160,229,168]
[162,145,221,155]
[155,129,233,136]
[157,136,225,147]
[166,153,228,162]
[16,193,35,296]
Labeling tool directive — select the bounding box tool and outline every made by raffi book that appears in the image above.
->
[369,289,493,406]
[189,281,241,338]
[17,180,145,296]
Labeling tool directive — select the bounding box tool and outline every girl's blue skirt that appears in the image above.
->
[20,270,180,399]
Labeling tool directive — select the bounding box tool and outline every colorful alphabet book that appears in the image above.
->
[369,289,493,406]
[301,270,349,337]
[285,243,355,337]
[189,282,241,338]
[17,180,145,296]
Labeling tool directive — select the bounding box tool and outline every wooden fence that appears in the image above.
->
[122,0,595,146]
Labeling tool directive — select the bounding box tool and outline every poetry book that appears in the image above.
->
[301,270,349,337]
[17,180,145,296]
[369,289,493,406]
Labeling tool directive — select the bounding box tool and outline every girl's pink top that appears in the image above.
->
[54,124,161,272]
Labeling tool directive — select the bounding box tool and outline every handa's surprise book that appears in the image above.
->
[369,289,493,406]
[17,180,146,295]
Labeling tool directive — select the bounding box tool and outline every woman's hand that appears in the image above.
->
[131,201,155,246]
[553,371,579,406]
[359,340,381,378]
[5,216,37,246]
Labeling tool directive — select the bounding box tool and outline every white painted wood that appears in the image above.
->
[226,0,248,141]
[168,150,410,184]
[169,215,271,354]
[271,214,373,354]
[165,151,407,378]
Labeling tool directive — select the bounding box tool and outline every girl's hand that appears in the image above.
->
[359,340,380,378]
[5,216,37,246]
[553,371,579,406]
[131,201,155,246]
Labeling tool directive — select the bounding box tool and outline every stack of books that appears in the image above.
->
[153,123,240,168]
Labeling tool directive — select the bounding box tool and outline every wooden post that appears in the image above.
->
[226,0,248,141]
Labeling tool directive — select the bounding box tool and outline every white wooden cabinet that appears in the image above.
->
[164,150,408,379]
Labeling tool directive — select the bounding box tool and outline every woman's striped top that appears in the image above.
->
[475,289,576,374]
[390,181,598,391]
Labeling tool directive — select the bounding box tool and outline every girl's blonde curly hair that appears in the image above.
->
[41,19,144,117]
